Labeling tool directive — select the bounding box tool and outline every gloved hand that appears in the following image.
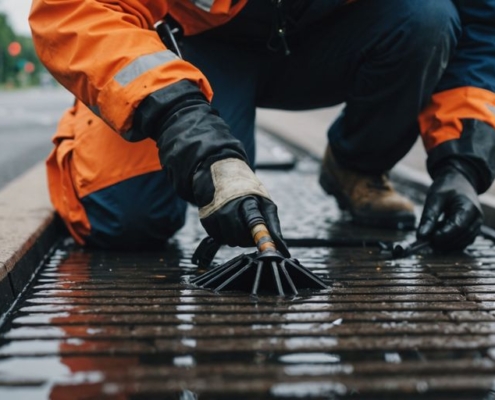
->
[131,81,289,256]
[193,158,290,257]
[417,167,483,251]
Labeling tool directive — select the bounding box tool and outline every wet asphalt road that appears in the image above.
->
[0,87,73,190]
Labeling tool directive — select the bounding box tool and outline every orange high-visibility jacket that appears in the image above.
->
[29,0,495,243]
[29,1,254,135]
[30,0,251,243]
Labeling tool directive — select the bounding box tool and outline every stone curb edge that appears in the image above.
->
[0,163,62,317]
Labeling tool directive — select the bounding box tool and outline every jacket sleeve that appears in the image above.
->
[29,0,213,140]
[418,0,495,193]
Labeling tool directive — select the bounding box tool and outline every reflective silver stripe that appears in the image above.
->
[189,0,215,12]
[114,50,179,86]
[487,103,495,117]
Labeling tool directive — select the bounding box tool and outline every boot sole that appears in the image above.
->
[319,170,416,231]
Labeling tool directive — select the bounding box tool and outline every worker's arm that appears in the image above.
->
[135,84,290,256]
[29,0,213,136]
[29,0,288,253]
[417,0,495,250]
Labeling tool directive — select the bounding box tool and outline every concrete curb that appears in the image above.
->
[0,162,60,315]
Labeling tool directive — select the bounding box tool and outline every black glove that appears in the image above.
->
[193,158,290,257]
[417,165,483,251]
[131,81,289,256]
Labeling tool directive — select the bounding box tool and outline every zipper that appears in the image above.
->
[267,0,291,56]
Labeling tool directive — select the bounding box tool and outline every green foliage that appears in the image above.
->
[0,12,43,87]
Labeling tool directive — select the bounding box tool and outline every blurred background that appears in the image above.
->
[0,0,53,89]
[0,0,72,190]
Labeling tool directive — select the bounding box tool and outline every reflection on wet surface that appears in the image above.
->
[2,133,495,399]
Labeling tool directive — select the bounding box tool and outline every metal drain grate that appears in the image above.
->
[1,132,495,400]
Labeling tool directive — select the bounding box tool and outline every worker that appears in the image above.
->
[29,0,494,253]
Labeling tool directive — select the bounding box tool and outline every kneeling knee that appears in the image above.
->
[87,212,187,250]
[402,1,461,51]
[82,196,187,250]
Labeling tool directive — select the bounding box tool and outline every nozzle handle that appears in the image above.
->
[241,197,277,253]
[192,236,221,269]
[392,239,430,258]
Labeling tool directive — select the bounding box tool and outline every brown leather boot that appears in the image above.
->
[319,146,416,230]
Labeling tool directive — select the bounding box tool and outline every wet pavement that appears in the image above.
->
[2,132,495,399]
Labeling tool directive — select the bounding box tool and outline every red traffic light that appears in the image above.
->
[24,62,35,73]
[8,42,22,57]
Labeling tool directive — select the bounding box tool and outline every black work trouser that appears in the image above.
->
[181,0,461,173]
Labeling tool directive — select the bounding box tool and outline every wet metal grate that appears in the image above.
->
[2,132,495,399]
